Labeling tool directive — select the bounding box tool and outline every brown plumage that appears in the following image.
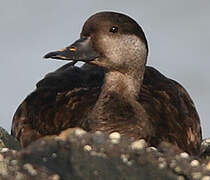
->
[11,11,202,155]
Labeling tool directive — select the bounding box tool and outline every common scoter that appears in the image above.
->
[11,12,202,155]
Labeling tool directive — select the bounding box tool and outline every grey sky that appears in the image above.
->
[0,0,209,137]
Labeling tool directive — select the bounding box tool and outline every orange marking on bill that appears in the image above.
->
[69,47,77,51]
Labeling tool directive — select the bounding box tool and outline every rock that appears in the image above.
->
[0,127,210,179]
[0,127,21,150]
[201,138,210,159]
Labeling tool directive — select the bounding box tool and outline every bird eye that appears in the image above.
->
[109,26,118,33]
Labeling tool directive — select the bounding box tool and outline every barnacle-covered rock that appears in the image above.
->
[0,127,210,180]
[0,127,21,150]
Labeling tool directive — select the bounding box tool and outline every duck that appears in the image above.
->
[11,11,202,155]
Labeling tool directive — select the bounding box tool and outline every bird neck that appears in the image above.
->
[87,66,148,133]
[101,68,144,100]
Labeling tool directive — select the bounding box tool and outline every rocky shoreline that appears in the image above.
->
[0,127,210,180]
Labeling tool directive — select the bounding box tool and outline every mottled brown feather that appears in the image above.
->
[11,65,202,155]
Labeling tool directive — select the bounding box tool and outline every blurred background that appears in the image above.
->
[0,0,209,137]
